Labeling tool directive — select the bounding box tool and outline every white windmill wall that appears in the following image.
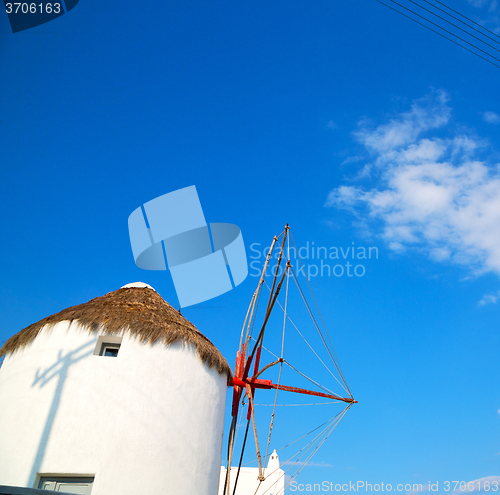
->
[0,320,227,495]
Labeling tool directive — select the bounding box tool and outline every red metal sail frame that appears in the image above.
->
[230,345,356,421]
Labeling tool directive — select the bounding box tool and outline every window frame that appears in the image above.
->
[99,343,121,357]
[93,335,123,358]
[37,475,94,493]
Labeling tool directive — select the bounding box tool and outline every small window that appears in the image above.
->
[38,476,94,493]
[93,335,123,357]
[99,343,120,357]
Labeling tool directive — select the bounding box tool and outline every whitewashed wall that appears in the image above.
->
[219,451,285,495]
[0,321,227,495]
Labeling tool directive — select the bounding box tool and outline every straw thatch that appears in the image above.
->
[0,286,232,377]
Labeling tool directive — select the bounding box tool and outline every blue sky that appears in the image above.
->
[1,0,499,492]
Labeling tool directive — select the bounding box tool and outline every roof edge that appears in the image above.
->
[0,287,232,378]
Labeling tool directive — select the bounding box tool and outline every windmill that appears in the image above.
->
[223,225,357,495]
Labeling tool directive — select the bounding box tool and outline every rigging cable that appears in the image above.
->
[263,243,289,469]
[227,226,355,493]
[261,281,345,396]
[250,332,339,397]
[290,265,351,396]
[243,235,290,379]
[290,232,352,396]
[252,412,344,495]
[231,420,251,495]
[227,391,250,494]
[251,418,337,495]
[277,405,352,495]
[241,407,347,468]
[244,237,277,347]
[261,405,352,495]
[229,235,285,495]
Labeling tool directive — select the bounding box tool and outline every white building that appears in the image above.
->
[220,450,285,495]
[0,283,231,495]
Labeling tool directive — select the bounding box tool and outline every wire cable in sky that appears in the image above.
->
[407,0,500,53]
[384,0,500,63]
[420,0,500,46]
[376,0,500,69]
[429,0,500,40]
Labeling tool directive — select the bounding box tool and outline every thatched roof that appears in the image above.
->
[0,285,232,377]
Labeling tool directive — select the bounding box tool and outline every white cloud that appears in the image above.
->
[327,120,338,130]
[483,111,500,124]
[465,0,500,28]
[468,0,489,7]
[326,90,500,278]
[340,155,365,166]
[354,90,451,155]
[281,460,333,468]
[479,290,500,305]
[467,0,498,11]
